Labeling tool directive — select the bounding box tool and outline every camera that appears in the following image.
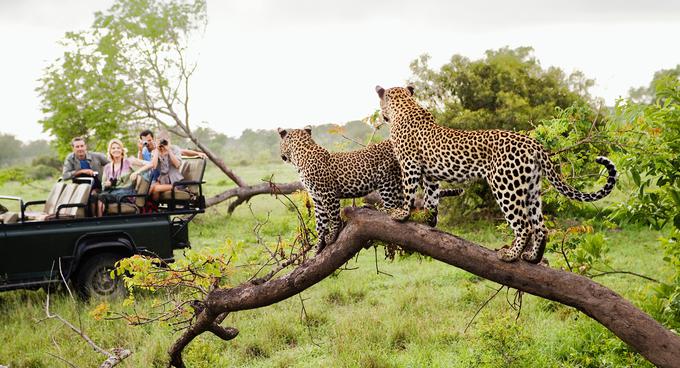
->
[160,139,168,146]
[142,141,148,147]
[110,178,118,187]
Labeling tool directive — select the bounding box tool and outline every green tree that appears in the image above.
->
[409,46,594,131]
[0,134,24,167]
[628,65,680,104]
[37,0,206,157]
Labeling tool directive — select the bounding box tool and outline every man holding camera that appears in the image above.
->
[137,129,207,182]
[136,129,207,202]
[137,129,207,162]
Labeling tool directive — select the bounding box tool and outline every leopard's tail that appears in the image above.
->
[539,152,617,202]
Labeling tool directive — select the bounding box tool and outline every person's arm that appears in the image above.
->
[137,140,144,160]
[61,155,80,180]
[168,146,181,168]
[102,164,112,189]
[151,148,160,169]
[128,156,150,170]
[180,148,207,158]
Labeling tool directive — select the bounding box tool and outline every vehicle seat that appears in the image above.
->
[23,182,66,220]
[26,183,77,221]
[0,212,19,224]
[105,174,150,215]
[159,157,206,207]
[62,183,92,218]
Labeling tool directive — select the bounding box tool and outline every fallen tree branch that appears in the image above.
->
[168,208,680,367]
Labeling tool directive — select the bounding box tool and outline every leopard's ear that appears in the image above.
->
[375,85,385,99]
[304,125,312,135]
[277,128,287,138]
[406,85,415,96]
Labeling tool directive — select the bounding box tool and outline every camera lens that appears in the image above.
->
[143,141,148,146]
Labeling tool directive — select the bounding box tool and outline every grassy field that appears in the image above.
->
[0,163,671,367]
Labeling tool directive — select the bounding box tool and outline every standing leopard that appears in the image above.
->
[375,85,617,263]
[278,126,462,252]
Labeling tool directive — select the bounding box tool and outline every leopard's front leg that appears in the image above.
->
[390,159,420,222]
[311,192,340,254]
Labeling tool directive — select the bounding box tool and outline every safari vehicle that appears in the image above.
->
[0,157,207,298]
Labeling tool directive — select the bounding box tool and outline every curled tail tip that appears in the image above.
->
[596,156,617,173]
[595,156,611,165]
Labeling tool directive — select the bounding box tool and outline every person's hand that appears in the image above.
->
[137,140,143,151]
[104,180,111,188]
[198,152,207,159]
[130,172,138,182]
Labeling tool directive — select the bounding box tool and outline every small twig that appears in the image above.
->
[590,270,660,283]
[373,246,393,277]
[464,284,505,333]
[46,352,79,368]
[42,261,132,367]
[560,234,573,272]
[298,294,321,348]
[340,134,367,147]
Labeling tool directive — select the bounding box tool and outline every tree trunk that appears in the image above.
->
[168,208,680,367]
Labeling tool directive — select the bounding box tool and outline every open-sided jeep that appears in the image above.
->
[0,157,207,298]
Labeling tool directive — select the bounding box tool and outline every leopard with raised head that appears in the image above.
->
[375,86,617,263]
[278,126,462,253]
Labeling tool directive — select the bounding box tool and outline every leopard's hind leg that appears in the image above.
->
[522,163,548,263]
[422,176,441,227]
[489,165,532,262]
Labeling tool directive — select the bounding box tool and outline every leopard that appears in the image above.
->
[375,85,618,263]
[278,126,463,253]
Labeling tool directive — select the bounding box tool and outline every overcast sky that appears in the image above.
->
[1,0,679,141]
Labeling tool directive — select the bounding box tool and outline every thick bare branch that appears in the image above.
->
[167,208,680,367]
[205,181,304,210]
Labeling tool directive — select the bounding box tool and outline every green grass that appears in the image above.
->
[0,162,671,367]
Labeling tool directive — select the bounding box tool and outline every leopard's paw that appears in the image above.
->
[497,247,520,262]
[521,250,542,264]
[388,208,410,222]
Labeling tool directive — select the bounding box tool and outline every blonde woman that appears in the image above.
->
[97,139,144,216]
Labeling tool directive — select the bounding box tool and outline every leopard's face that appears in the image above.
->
[278,126,313,166]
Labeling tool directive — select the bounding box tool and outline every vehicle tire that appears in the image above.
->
[76,253,127,299]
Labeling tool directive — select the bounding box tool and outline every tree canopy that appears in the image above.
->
[408,46,594,131]
[37,0,207,156]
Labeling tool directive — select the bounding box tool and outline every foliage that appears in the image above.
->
[650,228,680,331]
[37,0,207,156]
[629,64,680,104]
[609,77,680,230]
[0,134,55,168]
[409,46,594,131]
[0,167,30,186]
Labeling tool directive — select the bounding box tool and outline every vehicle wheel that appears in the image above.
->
[76,253,127,299]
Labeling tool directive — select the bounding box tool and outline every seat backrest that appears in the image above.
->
[1,212,19,224]
[66,183,92,217]
[44,182,66,214]
[53,183,78,216]
[179,157,206,194]
[133,174,151,207]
